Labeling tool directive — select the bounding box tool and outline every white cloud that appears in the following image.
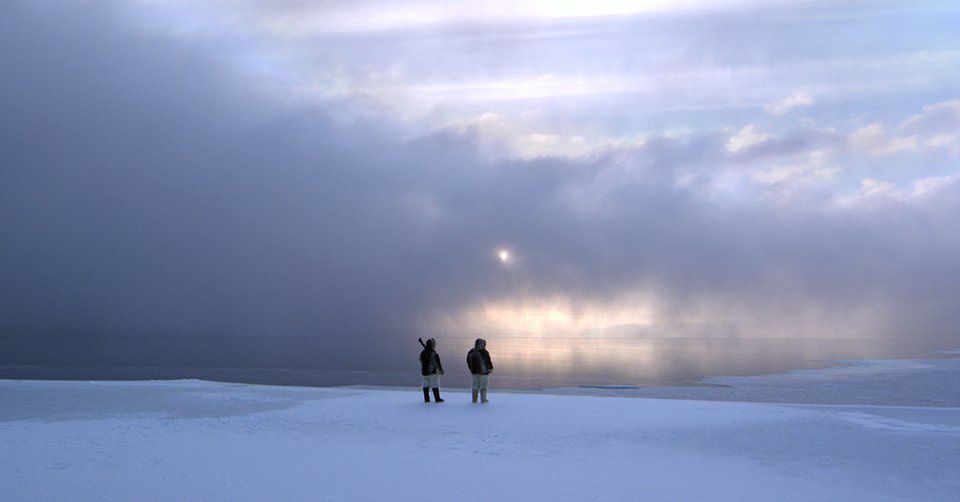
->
[844,101,960,158]
[752,164,806,185]
[404,74,633,103]
[860,177,898,197]
[924,133,959,155]
[925,133,956,148]
[764,91,813,116]
[834,173,960,207]
[443,112,627,159]
[909,173,960,197]
[121,1,960,170]
[726,125,771,153]
[900,98,960,135]
[849,123,917,156]
[752,161,836,187]
[247,0,786,35]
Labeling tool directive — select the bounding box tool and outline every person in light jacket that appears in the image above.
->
[418,337,444,403]
[466,338,493,403]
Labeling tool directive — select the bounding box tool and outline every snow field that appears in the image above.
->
[1,379,959,501]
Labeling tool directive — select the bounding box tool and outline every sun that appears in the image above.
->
[497,250,511,263]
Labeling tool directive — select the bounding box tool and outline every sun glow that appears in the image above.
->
[437,296,656,339]
[430,296,659,372]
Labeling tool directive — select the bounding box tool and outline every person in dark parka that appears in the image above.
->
[466,338,493,403]
[418,337,444,403]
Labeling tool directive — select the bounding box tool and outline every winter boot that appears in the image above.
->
[422,387,431,403]
[480,389,489,403]
[432,387,445,403]
[472,390,479,403]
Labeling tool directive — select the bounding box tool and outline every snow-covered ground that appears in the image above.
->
[2,361,960,501]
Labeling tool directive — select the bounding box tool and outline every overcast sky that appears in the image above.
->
[1,1,958,357]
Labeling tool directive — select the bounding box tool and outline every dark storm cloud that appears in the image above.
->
[1,0,958,371]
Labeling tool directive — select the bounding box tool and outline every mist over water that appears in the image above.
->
[2,1,959,385]
[2,333,955,389]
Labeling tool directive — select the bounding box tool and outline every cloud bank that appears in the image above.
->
[1,1,958,372]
